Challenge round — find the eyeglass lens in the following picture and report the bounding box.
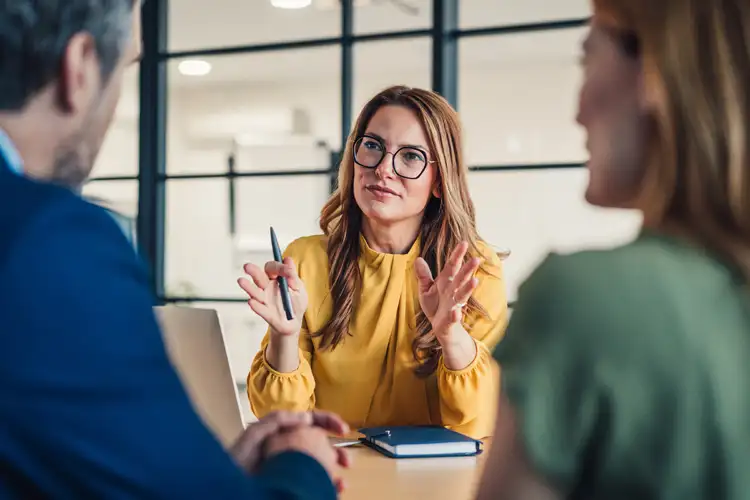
[354,136,427,179]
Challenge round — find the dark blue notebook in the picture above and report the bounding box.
[358,425,482,458]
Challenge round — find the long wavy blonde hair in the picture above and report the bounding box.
[593,0,750,280]
[315,85,494,376]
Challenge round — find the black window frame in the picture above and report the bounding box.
[87,0,588,304]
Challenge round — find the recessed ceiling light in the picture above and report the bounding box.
[178,59,211,76]
[271,0,312,8]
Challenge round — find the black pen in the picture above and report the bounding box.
[270,227,294,321]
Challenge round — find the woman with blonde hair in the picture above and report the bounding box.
[239,86,507,439]
[477,0,750,498]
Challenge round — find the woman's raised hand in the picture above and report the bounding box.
[414,242,482,338]
[238,257,308,337]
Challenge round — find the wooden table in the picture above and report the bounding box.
[338,439,490,500]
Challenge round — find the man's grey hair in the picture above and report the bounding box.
[0,0,135,111]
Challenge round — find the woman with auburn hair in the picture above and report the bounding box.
[238,85,507,440]
[477,0,750,498]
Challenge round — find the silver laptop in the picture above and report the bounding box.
[154,306,245,448]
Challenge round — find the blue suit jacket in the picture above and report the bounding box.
[0,159,335,499]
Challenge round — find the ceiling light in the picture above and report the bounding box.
[271,0,312,8]
[178,59,211,76]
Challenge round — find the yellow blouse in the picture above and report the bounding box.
[247,234,508,439]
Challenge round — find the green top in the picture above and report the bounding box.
[494,231,750,499]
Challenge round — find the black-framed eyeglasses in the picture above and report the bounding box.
[353,135,434,180]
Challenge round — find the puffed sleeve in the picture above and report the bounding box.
[246,239,318,417]
[437,245,508,438]
[247,322,316,417]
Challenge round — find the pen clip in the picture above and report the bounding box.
[369,429,391,440]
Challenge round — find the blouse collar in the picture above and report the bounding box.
[359,233,421,267]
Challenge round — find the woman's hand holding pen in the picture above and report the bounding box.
[238,258,308,337]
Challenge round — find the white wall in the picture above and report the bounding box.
[85,46,642,421]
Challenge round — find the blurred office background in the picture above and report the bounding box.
[82,0,641,420]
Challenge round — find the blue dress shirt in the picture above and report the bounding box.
[0,128,22,175]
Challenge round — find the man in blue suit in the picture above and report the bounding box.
[0,1,348,498]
